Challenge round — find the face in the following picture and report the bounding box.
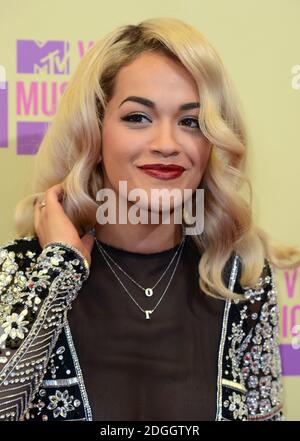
[100,51,211,217]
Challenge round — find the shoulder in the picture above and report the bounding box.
[0,235,42,278]
[231,254,274,300]
[0,236,89,351]
[0,235,42,256]
[226,255,278,330]
[229,255,280,350]
[0,236,42,271]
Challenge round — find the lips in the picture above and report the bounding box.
[138,164,186,172]
[138,164,186,180]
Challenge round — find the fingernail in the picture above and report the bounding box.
[89,228,96,237]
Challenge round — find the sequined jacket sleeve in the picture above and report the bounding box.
[236,259,284,420]
[243,260,284,420]
[218,256,284,421]
[0,236,90,421]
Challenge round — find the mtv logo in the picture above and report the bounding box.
[0,82,8,147]
[17,40,70,75]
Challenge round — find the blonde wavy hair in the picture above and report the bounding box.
[14,17,300,300]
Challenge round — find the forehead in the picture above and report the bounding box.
[112,52,199,99]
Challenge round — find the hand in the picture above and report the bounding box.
[34,183,95,267]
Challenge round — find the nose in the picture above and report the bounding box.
[149,121,181,157]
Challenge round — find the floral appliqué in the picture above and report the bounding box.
[47,389,75,418]
[0,308,29,345]
[228,392,247,420]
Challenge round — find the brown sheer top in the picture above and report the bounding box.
[68,235,226,421]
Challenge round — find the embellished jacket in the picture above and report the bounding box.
[0,236,284,421]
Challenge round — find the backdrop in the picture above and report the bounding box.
[0,0,299,420]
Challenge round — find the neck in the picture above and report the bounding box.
[95,217,184,254]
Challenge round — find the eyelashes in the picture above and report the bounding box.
[120,113,201,130]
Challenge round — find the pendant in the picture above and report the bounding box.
[144,288,153,297]
[145,310,153,319]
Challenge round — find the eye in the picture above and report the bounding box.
[180,117,200,129]
[120,113,201,130]
[120,113,150,124]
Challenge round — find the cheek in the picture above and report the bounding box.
[102,124,141,162]
[101,133,140,189]
[101,135,129,172]
[200,148,211,173]
[191,142,211,177]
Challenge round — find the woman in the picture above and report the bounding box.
[0,17,299,421]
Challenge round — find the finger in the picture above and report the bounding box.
[46,183,64,200]
[81,231,95,256]
[44,184,65,211]
[33,196,42,237]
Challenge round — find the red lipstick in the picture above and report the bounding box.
[138,164,186,180]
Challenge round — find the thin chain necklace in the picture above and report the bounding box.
[95,234,185,297]
[95,235,186,320]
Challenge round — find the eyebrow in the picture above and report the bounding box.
[119,96,200,111]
